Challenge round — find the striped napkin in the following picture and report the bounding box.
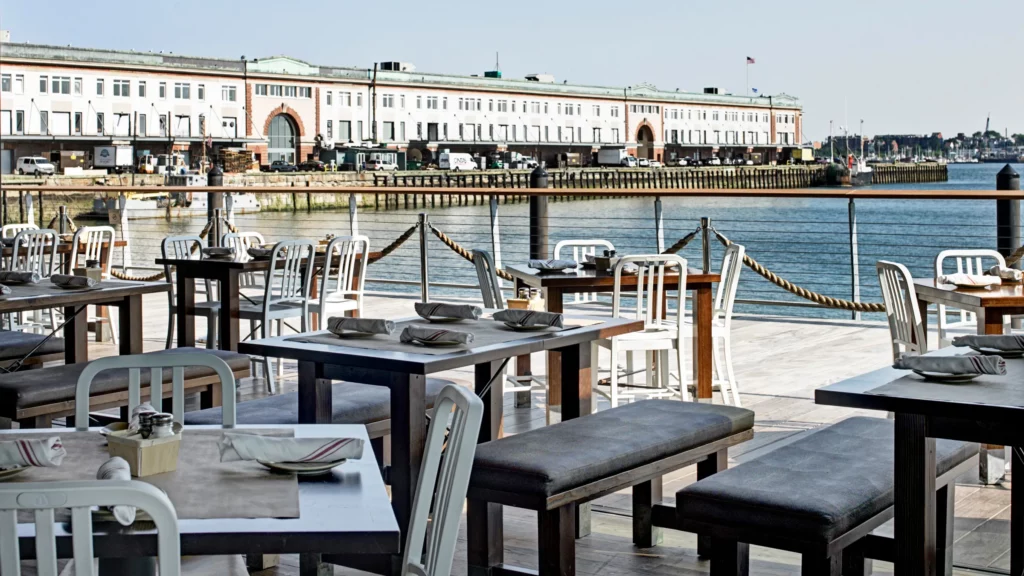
[415,302,482,320]
[894,355,1006,375]
[988,265,1023,282]
[0,436,66,468]
[0,284,9,296]
[952,334,1024,351]
[97,457,136,525]
[218,433,364,463]
[528,259,578,271]
[327,316,395,335]
[400,325,474,345]
[51,274,97,288]
[493,309,564,328]
[0,271,41,284]
[939,273,1001,288]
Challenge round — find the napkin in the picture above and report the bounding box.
[0,284,9,296]
[988,265,1023,282]
[894,354,1006,375]
[939,273,1001,288]
[528,259,578,271]
[51,274,97,288]
[415,302,482,320]
[247,247,273,259]
[327,316,395,335]
[219,433,364,463]
[202,246,236,258]
[400,325,474,345]
[493,309,564,328]
[128,402,157,433]
[0,437,66,468]
[97,457,136,526]
[0,271,41,284]
[952,334,1024,351]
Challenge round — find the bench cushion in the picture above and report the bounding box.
[183,378,453,426]
[470,400,754,498]
[0,348,250,413]
[0,330,64,361]
[676,416,978,544]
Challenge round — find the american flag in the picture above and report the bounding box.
[746,57,756,64]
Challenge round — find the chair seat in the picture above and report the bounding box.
[676,416,977,544]
[183,378,453,426]
[238,301,307,318]
[0,330,64,361]
[308,297,358,312]
[596,326,680,351]
[169,301,221,317]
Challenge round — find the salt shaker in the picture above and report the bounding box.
[149,414,175,439]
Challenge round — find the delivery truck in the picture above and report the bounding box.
[596,147,637,167]
[438,152,478,171]
[93,145,135,173]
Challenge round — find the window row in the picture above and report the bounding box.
[325,91,358,107]
[0,109,238,138]
[663,128,772,145]
[0,73,238,102]
[254,83,313,98]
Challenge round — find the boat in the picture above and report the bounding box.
[91,190,262,221]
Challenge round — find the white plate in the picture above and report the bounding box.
[502,322,551,332]
[258,459,346,476]
[411,337,462,347]
[912,370,981,383]
[950,282,994,290]
[421,316,463,323]
[0,466,28,480]
[970,346,1024,359]
[54,284,101,291]
[327,330,375,338]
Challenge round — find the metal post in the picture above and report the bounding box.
[117,193,132,271]
[57,206,67,234]
[25,192,34,226]
[212,209,223,252]
[207,165,224,247]
[489,195,503,275]
[529,166,549,259]
[848,198,861,321]
[418,213,429,303]
[700,217,711,273]
[224,193,235,227]
[348,192,358,235]
[997,165,1021,332]
[37,191,43,228]
[654,196,665,253]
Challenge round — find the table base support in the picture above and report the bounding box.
[979,444,1008,485]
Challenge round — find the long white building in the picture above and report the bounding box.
[0,39,803,171]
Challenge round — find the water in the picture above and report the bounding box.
[116,163,1024,320]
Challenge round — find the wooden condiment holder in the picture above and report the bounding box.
[106,428,182,477]
[73,267,103,282]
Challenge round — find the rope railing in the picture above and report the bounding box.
[662,226,701,255]
[428,224,515,281]
[109,219,215,282]
[368,225,418,265]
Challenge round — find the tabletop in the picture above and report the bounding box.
[0,280,168,314]
[914,279,1024,309]
[4,424,400,558]
[505,264,720,288]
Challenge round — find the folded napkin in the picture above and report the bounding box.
[247,247,273,259]
[415,302,482,320]
[128,402,157,433]
[327,316,395,335]
[0,271,41,284]
[400,325,474,345]
[988,265,1023,282]
[528,259,578,271]
[939,273,1001,288]
[894,354,1006,375]
[952,334,1024,351]
[493,309,564,328]
[202,246,236,258]
[219,433,364,463]
[0,437,66,468]
[51,274,97,288]
[97,457,136,525]
[0,284,9,296]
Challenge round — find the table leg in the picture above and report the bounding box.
[894,413,937,576]
[176,269,196,348]
[297,361,332,424]
[389,372,426,544]
[63,304,88,364]
[692,284,714,401]
[95,305,111,342]
[310,272,320,329]
[545,287,564,418]
[980,307,1008,335]
[118,294,143,355]
[979,309,1010,485]
[559,342,593,538]
[1012,446,1024,576]
[298,553,331,576]
[514,278,533,408]
[475,360,505,442]
[917,296,930,349]
[219,270,241,352]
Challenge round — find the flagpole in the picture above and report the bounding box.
[745,62,749,96]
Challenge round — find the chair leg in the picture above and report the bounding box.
[724,335,741,407]
[712,337,727,404]
[936,483,955,576]
[709,538,749,576]
[165,313,174,350]
[108,306,119,347]
[206,313,219,351]
[659,350,671,396]
[263,318,275,393]
[800,554,841,576]
[609,340,620,408]
[841,542,871,576]
[626,351,635,385]
[590,342,599,412]
[677,342,690,402]
[276,319,284,378]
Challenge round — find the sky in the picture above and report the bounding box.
[2,0,1021,142]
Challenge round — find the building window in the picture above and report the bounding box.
[357,120,364,139]
[382,121,395,141]
[557,103,561,115]
[489,125,495,140]
[593,105,600,116]
[221,85,236,102]
[612,128,620,143]
[417,95,422,109]
[298,86,312,98]
[356,93,363,107]
[416,122,423,139]
[340,91,351,106]
[14,74,24,94]
[488,99,493,112]
[39,75,48,94]
[511,101,516,113]
[326,119,333,139]
[0,74,9,92]
[594,128,601,142]
[442,97,447,110]
[159,82,167,99]
[498,100,508,112]
[382,94,394,108]
[50,76,70,95]
[255,84,267,96]
[325,91,332,106]
[427,96,438,110]
[197,84,205,101]
[15,110,24,134]
[138,113,146,136]
[443,123,448,139]
[400,121,406,141]
[174,82,190,99]
[400,95,406,109]
[39,111,48,134]
[113,79,129,97]
[96,112,103,134]
[458,97,464,111]
[337,120,351,142]
[138,81,146,98]
[95,79,104,96]
[267,85,281,97]
[73,112,83,135]
[283,86,297,98]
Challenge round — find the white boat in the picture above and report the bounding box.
[94,191,262,221]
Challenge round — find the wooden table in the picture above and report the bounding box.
[505,265,721,401]
[816,348,1024,576]
[2,424,399,575]
[0,280,167,363]
[238,315,643,552]
[914,279,1024,336]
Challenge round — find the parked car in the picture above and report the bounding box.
[268,160,298,172]
[705,157,722,166]
[16,156,56,176]
[648,159,663,168]
[667,158,688,167]
[638,158,650,168]
[298,160,327,172]
[366,158,398,171]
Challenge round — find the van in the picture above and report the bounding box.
[621,156,638,168]
[438,152,477,171]
[366,158,398,171]
[16,156,56,176]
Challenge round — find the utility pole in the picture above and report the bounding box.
[371,63,378,143]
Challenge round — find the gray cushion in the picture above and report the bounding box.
[183,378,453,426]
[0,348,250,413]
[470,400,754,498]
[676,416,978,544]
[0,330,64,361]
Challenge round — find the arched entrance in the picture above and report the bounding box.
[268,114,298,164]
[636,125,655,160]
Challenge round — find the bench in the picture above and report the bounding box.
[0,330,64,370]
[466,399,755,576]
[0,347,251,429]
[671,417,978,576]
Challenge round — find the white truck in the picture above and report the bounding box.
[93,145,135,173]
[438,152,478,171]
[596,147,637,167]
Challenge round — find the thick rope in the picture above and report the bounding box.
[662,227,701,255]
[368,225,418,265]
[429,225,515,281]
[109,220,215,282]
[1006,245,1024,267]
[713,229,886,313]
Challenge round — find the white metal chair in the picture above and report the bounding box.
[10,228,59,333]
[554,239,614,303]
[401,384,483,576]
[0,480,181,576]
[240,240,315,392]
[594,255,689,407]
[877,261,927,361]
[70,226,119,346]
[222,231,266,301]
[309,235,369,330]
[0,223,38,270]
[161,236,221,350]
[934,249,1008,347]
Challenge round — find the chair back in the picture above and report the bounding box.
[161,236,214,302]
[0,480,181,576]
[263,240,315,311]
[11,228,58,277]
[1,223,38,239]
[401,385,483,576]
[612,255,687,336]
[934,249,1006,333]
[222,231,266,289]
[554,239,614,304]
[75,353,237,428]
[70,226,117,278]
[877,260,926,360]
[715,243,745,328]
[318,235,370,309]
[472,249,503,309]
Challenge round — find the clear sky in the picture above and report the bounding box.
[2,0,1020,141]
